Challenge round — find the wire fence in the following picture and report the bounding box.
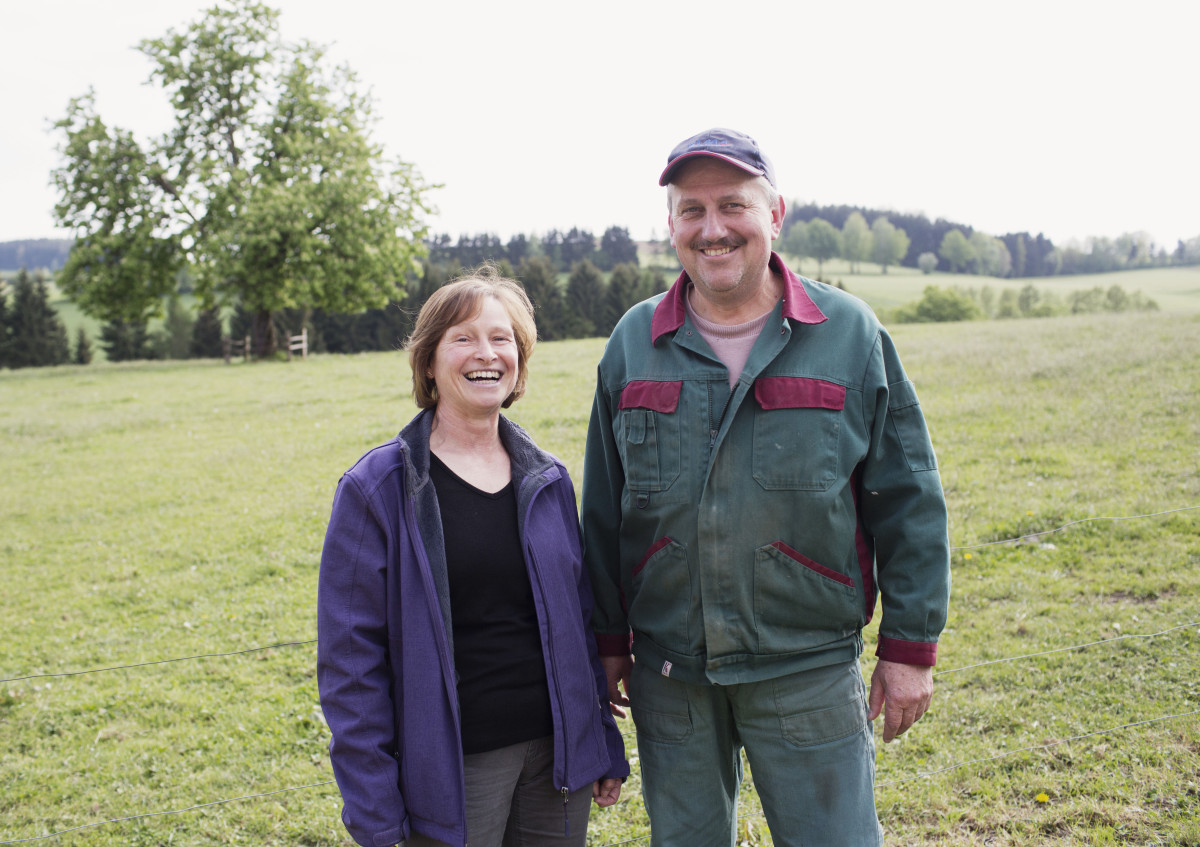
[2,504,1198,845]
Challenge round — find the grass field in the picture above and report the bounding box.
[2,310,1199,845]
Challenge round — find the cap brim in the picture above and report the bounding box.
[658,151,766,186]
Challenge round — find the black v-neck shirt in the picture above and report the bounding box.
[429,453,553,754]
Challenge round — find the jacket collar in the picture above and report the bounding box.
[397,408,559,488]
[650,251,827,345]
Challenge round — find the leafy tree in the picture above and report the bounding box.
[73,327,93,365]
[917,252,938,274]
[938,229,975,273]
[870,216,909,274]
[780,220,808,265]
[564,260,604,338]
[893,286,982,323]
[517,256,565,341]
[52,1,435,357]
[969,231,1012,277]
[841,212,872,274]
[7,270,71,368]
[805,219,842,276]
[995,287,1020,318]
[602,262,641,335]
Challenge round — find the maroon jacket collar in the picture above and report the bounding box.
[650,252,827,344]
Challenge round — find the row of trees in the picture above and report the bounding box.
[780,202,1198,278]
[262,256,669,354]
[778,212,911,275]
[889,283,1158,323]
[0,256,671,366]
[424,226,640,273]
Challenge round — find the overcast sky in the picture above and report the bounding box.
[4,1,1198,250]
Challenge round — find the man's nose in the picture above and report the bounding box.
[699,211,728,241]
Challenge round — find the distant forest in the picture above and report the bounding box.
[5,202,1198,279]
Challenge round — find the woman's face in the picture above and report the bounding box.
[430,296,520,420]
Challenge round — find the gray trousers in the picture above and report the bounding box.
[407,735,593,847]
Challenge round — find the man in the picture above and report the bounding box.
[580,128,950,846]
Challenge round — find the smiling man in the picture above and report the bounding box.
[581,128,951,846]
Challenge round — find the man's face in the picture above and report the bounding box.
[667,158,784,312]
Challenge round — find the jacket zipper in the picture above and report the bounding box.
[523,477,573,835]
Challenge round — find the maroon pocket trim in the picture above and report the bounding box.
[619,380,683,413]
[633,536,674,578]
[770,541,855,587]
[755,376,846,411]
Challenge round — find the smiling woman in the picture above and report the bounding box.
[316,264,628,847]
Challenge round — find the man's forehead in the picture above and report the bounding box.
[668,163,770,205]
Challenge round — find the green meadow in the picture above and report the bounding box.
[2,306,1199,844]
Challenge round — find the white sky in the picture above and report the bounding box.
[3,1,1198,250]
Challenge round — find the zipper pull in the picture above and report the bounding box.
[561,786,570,836]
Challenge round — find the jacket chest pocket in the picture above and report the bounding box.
[752,377,845,492]
[617,380,682,493]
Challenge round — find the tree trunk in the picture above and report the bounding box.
[252,309,277,358]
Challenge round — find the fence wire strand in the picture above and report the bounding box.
[4,503,1195,686]
[2,504,1199,844]
[0,640,316,685]
[933,620,1200,676]
[0,782,336,845]
[876,707,1200,788]
[949,503,1200,551]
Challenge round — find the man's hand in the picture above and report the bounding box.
[600,655,633,718]
[867,660,933,743]
[593,777,623,807]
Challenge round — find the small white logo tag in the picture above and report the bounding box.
[661,661,673,677]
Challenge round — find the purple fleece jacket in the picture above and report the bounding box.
[317,410,628,847]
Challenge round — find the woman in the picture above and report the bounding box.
[317,267,627,847]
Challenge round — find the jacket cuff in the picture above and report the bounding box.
[594,632,633,656]
[876,635,938,666]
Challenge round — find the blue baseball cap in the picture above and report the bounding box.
[658,128,777,188]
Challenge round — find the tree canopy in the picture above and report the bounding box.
[52,0,435,356]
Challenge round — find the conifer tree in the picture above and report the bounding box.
[190,306,225,358]
[100,320,153,362]
[516,257,565,341]
[564,260,605,338]
[74,327,93,365]
[0,279,11,368]
[8,269,71,368]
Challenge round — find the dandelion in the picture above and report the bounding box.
[964,553,973,560]
[1035,793,1050,803]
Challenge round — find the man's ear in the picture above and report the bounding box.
[771,194,787,240]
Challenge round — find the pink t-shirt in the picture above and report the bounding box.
[685,286,776,387]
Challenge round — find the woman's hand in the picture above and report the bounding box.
[593,778,623,807]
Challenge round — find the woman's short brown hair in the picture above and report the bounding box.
[406,265,538,410]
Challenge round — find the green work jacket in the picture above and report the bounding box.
[581,254,951,686]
